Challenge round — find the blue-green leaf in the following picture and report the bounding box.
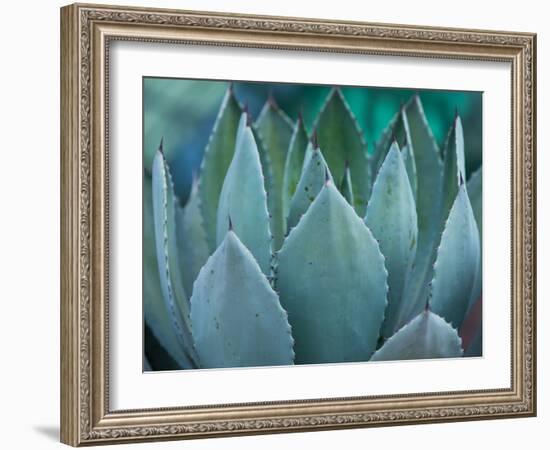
[282,116,309,220]
[151,149,199,367]
[441,115,466,222]
[176,178,209,297]
[466,167,482,311]
[217,114,272,275]
[277,182,388,364]
[255,99,294,250]
[372,112,399,177]
[372,108,410,179]
[287,145,332,231]
[370,310,463,362]
[191,231,294,368]
[339,162,354,206]
[372,108,417,202]
[198,86,242,252]
[365,144,417,338]
[143,173,194,369]
[314,88,370,216]
[401,143,417,202]
[398,96,444,326]
[430,185,480,329]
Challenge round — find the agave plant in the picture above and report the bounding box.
[144,85,482,370]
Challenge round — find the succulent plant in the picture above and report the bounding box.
[144,85,482,370]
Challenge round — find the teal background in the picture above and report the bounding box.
[144,78,482,204]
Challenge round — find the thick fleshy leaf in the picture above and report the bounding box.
[370,310,463,362]
[372,108,417,202]
[252,125,275,216]
[372,108,410,178]
[441,115,466,222]
[401,143,417,202]
[217,114,272,275]
[372,113,397,177]
[191,231,294,368]
[314,88,370,216]
[143,173,193,369]
[282,116,309,220]
[340,162,354,206]
[198,86,242,252]
[467,167,482,311]
[176,178,209,297]
[430,185,480,329]
[151,151,199,367]
[365,144,418,338]
[301,140,315,174]
[398,96,444,326]
[286,146,332,231]
[277,183,388,364]
[255,99,294,250]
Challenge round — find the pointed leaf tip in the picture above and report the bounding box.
[365,142,417,338]
[216,117,272,275]
[297,107,304,124]
[278,182,387,363]
[191,231,294,368]
[370,310,463,362]
[198,87,242,252]
[314,85,370,216]
[311,129,319,149]
[430,185,480,329]
[267,89,277,108]
[158,137,164,154]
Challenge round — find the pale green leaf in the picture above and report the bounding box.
[277,182,387,364]
[143,173,194,369]
[191,231,294,368]
[466,167,482,311]
[398,96,444,327]
[430,185,480,329]
[372,108,410,179]
[441,115,466,222]
[314,88,370,216]
[401,143,417,202]
[282,116,309,220]
[217,114,272,275]
[365,144,418,338]
[198,86,242,252]
[287,145,332,231]
[151,150,199,367]
[176,178,209,297]
[339,162,354,206]
[370,310,463,362]
[255,99,294,250]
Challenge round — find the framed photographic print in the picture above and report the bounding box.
[60,2,537,446]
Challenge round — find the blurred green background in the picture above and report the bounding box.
[144,77,482,204]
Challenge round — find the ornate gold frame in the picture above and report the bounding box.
[60,2,536,446]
